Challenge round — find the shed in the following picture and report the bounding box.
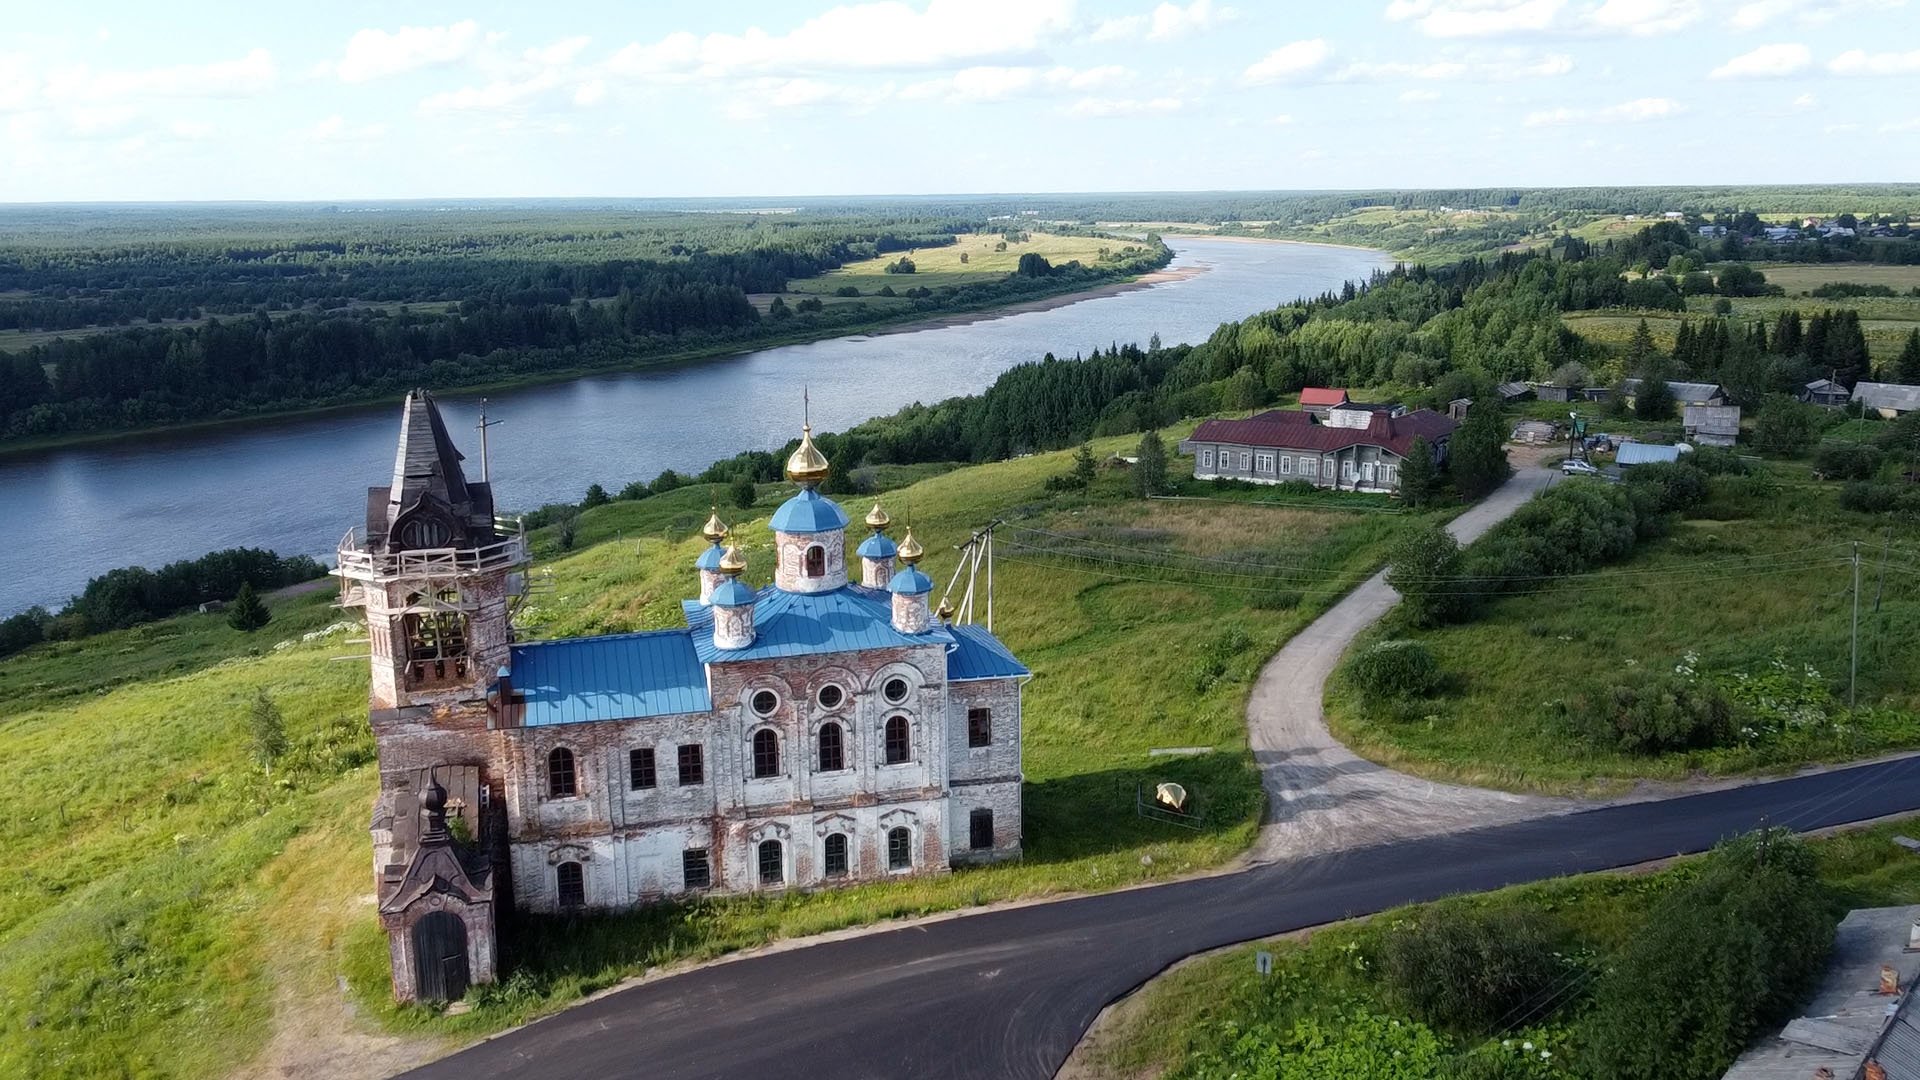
[1621,378,1728,408]
[1298,387,1350,418]
[1683,405,1742,448]
[1803,378,1852,408]
[1852,382,1920,419]
[1581,386,1614,402]
[1510,419,1558,445]
[1496,381,1533,403]
[1536,384,1581,403]
[1615,442,1687,467]
[1447,398,1473,421]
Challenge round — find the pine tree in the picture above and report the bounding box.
[1628,319,1657,371]
[1899,329,1920,385]
[1133,431,1168,499]
[1071,443,1097,487]
[227,582,270,632]
[1397,436,1438,508]
[1828,310,1870,387]
[1450,407,1511,498]
[249,690,288,773]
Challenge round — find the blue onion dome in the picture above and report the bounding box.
[888,563,933,595]
[710,577,756,607]
[695,544,727,571]
[857,531,898,560]
[769,487,850,533]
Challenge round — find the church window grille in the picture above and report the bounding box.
[682,848,711,890]
[817,723,845,772]
[400,595,470,690]
[750,689,779,716]
[547,747,576,799]
[969,809,994,850]
[804,545,826,578]
[629,748,655,790]
[823,833,848,878]
[967,708,992,748]
[677,744,704,786]
[884,716,910,765]
[887,827,912,871]
[757,839,784,886]
[817,684,844,710]
[752,729,781,779]
[556,861,585,907]
[882,677,910,704]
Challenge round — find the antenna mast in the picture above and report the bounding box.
[476,398,504,484]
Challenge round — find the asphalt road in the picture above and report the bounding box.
[401,754,1920,1080]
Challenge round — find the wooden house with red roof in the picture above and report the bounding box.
[1297,387,1350,418]
[1178,407,1457,494]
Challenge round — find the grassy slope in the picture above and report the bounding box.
[1083,814,1920,1079]
[1327,461,1920,796]
[0,431,1439,1077]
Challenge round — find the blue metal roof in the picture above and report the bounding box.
[769,488,850,533]
[683,584,951,664]
[695,544,726,570]
[945,623,1031,682]
[1616,442,1684,466]
[888,565,933,595]
[856,532,898,559]
[509,631,710,726]
[709,577,756,607]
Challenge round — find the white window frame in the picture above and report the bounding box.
[1239,451,1252,470]
[1254,452,1275,475]
[1200,448,1213,470]
[1342,459,1356,481]
[1301,456,1318,477]
[1279,456,1292,474]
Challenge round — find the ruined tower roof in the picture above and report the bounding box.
[364,389,498,552]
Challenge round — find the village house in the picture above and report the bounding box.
[1297,387,1350,419]
[337,391,1029,1003]
[1803,378,1853,408]
[1178,407,1456,493]
[1852,382,1920,419]
[1683,405,1742,448]
[1324,399,1407,428]
[1620,378,1729,409]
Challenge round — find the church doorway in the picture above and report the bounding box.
[411,911,470,1002]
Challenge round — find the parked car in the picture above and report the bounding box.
[1561,458,1602,477]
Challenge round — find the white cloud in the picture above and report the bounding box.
[1792,91,1816,108]
[1064,95,1183,117]
[899,64,1134,103]
[1048,65,1134,89]
[42,49,276,102]
[1709,42,1811,77]
[1094,0,1238,42]
[1829,47,1920,75]
[1242,39,1332,83]
[1583,0,1703,35]
[1733,0,1908,29]
[1400,88,1442,100]
[308,114,390,142]
[1335,50,1573,80]
[608,0,1075,79]
[336,21,480,83]
[1267,112,1296,123]
[1524,95,1683,124]
[1880,117,1920,132]
[420,73,563,114]
[1384,0,1703,37]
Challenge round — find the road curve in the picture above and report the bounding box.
[1250,451,1566,862]
[399,757,1920,1080]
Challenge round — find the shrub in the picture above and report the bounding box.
[1621,460,1707,513]
[1685,446,1749,476]
[1839,481,1920,516]
[1376,906,1566,1030]
[1813,443,1882,481]
[1752,396,1817,456]
[1347,640,1441,700]
[794,296,823,313]
[832,285,860,297]
[581,483,610,509]
[1583,830,1834,1079]
[1388,527,1471,626]
[1562,666,1734,754]
[728,473,756,510]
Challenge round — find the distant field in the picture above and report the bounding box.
[0,300,460,352]
[1753,262,1920,294]
[788,231,1139,294]
[1564,289,1920,366]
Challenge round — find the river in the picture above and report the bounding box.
[0,237,1390,615]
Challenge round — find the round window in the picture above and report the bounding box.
[751,689,779,716]
[817,684,844,710]
[883,677,909,704]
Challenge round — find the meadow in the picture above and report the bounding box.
[786,230,1148,294]
[1326,457,1920,796]
[1077,814,1920,1080]
[1561,277,1920,368]
[0,429,1444,1078]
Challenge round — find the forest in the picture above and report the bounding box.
[0,205,1168,442]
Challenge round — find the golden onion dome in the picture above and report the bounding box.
[785,424,830,486]
[701,507,729,544]
[897,527,924,564]
[865,501,891,531]
[718,543,747,575]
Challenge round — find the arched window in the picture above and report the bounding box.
[883,716,910,765]
[823,833,848,878]
[757,839,784,886]
[887,826,912,871]
[804,545,827,578]
[752,729,781,779]
[817,722,845,772]
[547,747,576,798]
[556,861,585,907]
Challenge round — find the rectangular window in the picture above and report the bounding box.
[1279,456,1292,474]
[823,833,848,878]
[1381,464,1398,486]
[969,808,995,850]
[677,744,704,786]
[1301,457,1318,477]
[967,707,992,748]
[629,748,656,790]
[1255,452,1275,475]
[1239,452,1252,470]
[1342,459,1356,481]
[682,848,710,890]
[1200,449,1213,469]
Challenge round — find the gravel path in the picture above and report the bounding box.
[1249,449,1571,862]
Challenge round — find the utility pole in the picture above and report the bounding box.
[1850,540,1861,709]
[476,398,504,485]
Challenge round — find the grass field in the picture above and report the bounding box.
[0,429,1445,1077]
[1562,291,1920,367]
[1326,463,1920,796]
[787,231,1155,294]
[1080,814,1920,1079]
[1751,262,1920,295]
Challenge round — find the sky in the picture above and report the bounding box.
[0,0,1916,202]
